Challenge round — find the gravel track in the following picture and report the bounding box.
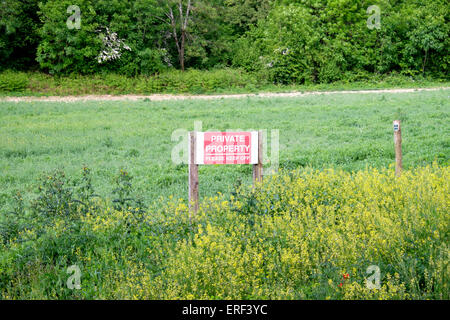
[1,87,449,103]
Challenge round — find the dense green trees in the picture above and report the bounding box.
[0,0,448,81]
[29,0,268,75]
[0,0,41,69]
[36,0,168,75]
[234,0,449,83]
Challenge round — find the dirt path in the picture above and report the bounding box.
[1,87,449,103]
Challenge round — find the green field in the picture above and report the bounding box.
[1,89,449,208]
[1,89,449,299]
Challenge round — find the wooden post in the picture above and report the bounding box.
[189,131,199,215]
[253,130,263,186]
[393,120,402,177]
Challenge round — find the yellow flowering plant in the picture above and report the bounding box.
[0,164,448,299]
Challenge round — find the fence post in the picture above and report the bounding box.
[189,131,199,216]
[253,130,263,186]
[393,120,402,177]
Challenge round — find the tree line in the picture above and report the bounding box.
[0,0,448,83]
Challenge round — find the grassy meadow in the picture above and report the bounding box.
[0,88,449,299]
[1,89,449,207]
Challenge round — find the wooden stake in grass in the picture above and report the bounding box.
[189,131,199,216]
[393,120,402,177]
[253,130,263,186]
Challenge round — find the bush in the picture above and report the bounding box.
[233,0,450,84]
[0,0,41,71]
[0,69,262,95]
[36,0,167,76]
[152,69,259,93]
[0,71,29,92]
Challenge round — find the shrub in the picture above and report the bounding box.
[36,0,167,76]
[0,0,41,70]
[0,71,29,92]
[233,0,450,83]
[31,170,76,220]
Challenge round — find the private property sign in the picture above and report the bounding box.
[188,130,263,214]
[194,132,259,165]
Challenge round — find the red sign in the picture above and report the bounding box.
[194,132,258,165]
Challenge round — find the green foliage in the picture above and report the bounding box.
[35,0,268,75]
[0,90,448,299]
[0,0,274,76]
[36,0,101,75]
[0,0,41,70]
[1,89,448,209]
[136,48,168,76]
[0,68,260,94]
[1,0,448,82]
[112,169,143,211]
[29,167,100,226]
[151,68,258,93]
[223,0,272,34]
[0,71,29,92]
[36,0,166,75]
[401,1,449,77]
[234,0,450,83]
[0,165,448,299]
[31,170,76,220]
[0,191,25,245]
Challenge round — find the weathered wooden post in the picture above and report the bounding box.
[189,131,199,216]
[253,130,263,186]
[393,120,402,177]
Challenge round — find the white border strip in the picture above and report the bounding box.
[250,131,258,165]
[193,131,258,165]
[195,132,205,165]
